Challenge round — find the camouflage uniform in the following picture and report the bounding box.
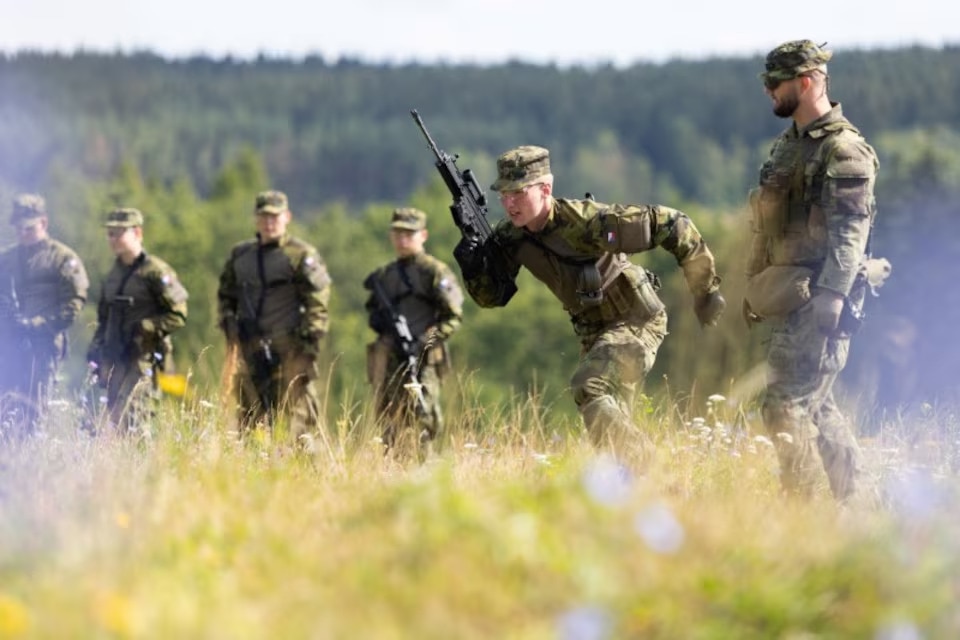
[0,194,89,436]
[747,41,880,500]
[459,147,724,452]
[217,191,332,445]
[363,208,464,450]
[87,208,188,434]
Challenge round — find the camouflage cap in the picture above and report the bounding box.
[761,40,832,85]
[255,190,288,215]
[490,145,551,192]
[10,193,47,226]
[390,207,427,231]
[103,207,144,228]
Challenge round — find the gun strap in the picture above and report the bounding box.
[115,252,146,298]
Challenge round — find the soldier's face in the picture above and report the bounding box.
[15,217,48,246]
[767,78,801,118]
[256,210,290,242]
[390,228,427,258]
[107,226,143,261]
[499,182,551,231]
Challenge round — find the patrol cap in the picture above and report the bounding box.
[761,40,832,86]
[490,146,551,192]
[103,207,144,228]
[10,193,47,227]
[255,190,288,215]
[390,207,427,231]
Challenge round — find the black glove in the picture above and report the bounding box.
[453,237,486,279]
[694,291,726,327]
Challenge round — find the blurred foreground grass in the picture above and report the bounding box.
[0,391,958,639]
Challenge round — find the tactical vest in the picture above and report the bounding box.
[752,118,868,267]
[100,254,170,361]
[513,207,664,335]
[230,240,303,340]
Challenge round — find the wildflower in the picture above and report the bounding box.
[707,394,726,404]
[0,594,31,636]
[775,432,793,444]
[753,435,774,447]
[531,452,551,466]
[634,502,685,554]
[557,606,611,640]
[464,442,478,449]
[583,454,632,508]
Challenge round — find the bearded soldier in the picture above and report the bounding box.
[0,194,89,436]
[744,40,888,501]
[454,147,726,458]
[217,190,331,449]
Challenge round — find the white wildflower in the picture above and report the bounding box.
[775,432,793,444]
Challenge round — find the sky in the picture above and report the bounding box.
[1,0,958,66]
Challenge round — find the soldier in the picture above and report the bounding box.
[363,207,463,456]
[454,147,725,458]
[0,194,89,436]
[217,190,332,449]
[86,208,188,434]
[743,40,886,501]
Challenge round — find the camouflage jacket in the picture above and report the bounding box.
[0,237,89,346]
[463,197,720,333]
[364,251,464,345]
[217,233,331,350]
[747,103,879,296]
[88,252,188,365]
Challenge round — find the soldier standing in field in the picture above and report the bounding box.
[87,207,188,435]
[743,40,887,501]
[363,207,463,457]
[217,190,331,450]
[0,194,89,437]
[454,147,726,458]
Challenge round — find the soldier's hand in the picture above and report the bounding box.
[812,289,844,335]
[453,237,485,278]
[741,298,762,329]
[694,290,726,327]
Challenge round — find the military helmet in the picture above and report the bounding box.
[761,40,832,87]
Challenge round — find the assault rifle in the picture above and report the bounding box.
[239,283,277,414]
[410,109,517,297]
[363,273,427,415]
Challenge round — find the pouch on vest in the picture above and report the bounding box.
[745,265,813,318]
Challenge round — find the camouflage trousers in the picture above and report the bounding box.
[98,357,159,436]
[367,338,444,452]
[571,311,667,453]
[0,347,59,438]
[235,344,322,449]
[763,302,862,501]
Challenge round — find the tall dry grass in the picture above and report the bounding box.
[0,379,958,639]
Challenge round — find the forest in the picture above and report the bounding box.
[1,46,959,422]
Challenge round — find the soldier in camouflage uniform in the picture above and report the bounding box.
[363,207,464,454]
[217,190,332,448]
[0,194,89,436]
[454,147,726,455]
[87,208,188,434]
[744,41,882,501]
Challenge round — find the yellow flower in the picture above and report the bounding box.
[0,594,32,637]
[93,591,133,636]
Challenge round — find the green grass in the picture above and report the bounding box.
[0,388,958,639]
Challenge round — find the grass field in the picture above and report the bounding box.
[1,387,958,639]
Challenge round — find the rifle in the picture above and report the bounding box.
[364,272,428,415]
[410,109,517,296]
[238,283,277,413]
